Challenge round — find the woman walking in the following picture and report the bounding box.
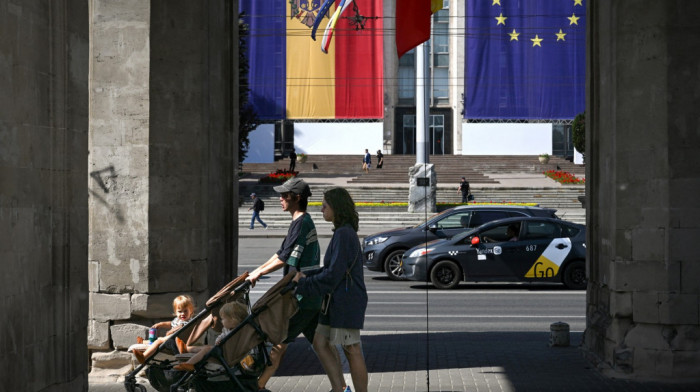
[294,187,368,392]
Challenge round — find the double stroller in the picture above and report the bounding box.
[124,272,299,392]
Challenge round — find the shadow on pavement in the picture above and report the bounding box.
[277,331,699,391]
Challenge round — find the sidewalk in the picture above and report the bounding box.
[90,331,698,391]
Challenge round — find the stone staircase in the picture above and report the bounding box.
[242,154,584,184]
[240,155,586,231]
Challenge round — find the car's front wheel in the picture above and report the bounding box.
[430,260,461,289]
[384,249,407,281]
[562,260,587,289]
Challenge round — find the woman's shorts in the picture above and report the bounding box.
[316,323,361,346]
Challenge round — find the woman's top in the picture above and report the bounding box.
[296,224,368,329]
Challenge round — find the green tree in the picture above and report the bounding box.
[238,15,260,163]
[572,111,585,155]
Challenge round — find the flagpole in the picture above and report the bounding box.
[415,43,429,165]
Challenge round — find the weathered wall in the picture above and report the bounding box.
[0,0,90,390]
[583,1,700,380]
[88,0,238,356]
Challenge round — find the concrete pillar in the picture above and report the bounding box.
[583,1,700,381]
[0,0,90,390]
[383,0,397,154]
[88,0,237,352]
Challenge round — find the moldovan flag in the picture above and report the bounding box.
[396,0,443,58]
[240,0,384,120]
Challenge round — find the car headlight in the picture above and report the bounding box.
[408,248,434,258]
[364,236,389,246]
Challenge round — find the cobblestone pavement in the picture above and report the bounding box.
[90,331,700,392]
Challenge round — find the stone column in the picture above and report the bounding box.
[0,0,90,389]
[583,1,700,380]
[88,0,237,354]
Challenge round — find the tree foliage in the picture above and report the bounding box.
[238,15,260,163]
[572,111,585,154]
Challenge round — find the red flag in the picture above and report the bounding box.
[395,0,431,58]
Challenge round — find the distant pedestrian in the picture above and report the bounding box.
[376,150,384,169]
[362,149,371,174]
[248,193,268,230]
[289,148,297,172]
[458,177,471,203]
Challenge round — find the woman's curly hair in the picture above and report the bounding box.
[323,187,359,232]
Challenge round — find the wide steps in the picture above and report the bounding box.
[242,187,585,209]
[242,154,586,180]
[239,207,586,232]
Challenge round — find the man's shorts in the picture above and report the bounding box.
[283,308,319,344]
[316,323,362,346]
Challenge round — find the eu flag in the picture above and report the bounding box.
[465,0,586,120]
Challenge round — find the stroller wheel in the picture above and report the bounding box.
[134,385,147,392]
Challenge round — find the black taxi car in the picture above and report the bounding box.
[402,217,587,289]
[362,205,558,281]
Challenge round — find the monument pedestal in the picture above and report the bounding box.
[408,164,437,213]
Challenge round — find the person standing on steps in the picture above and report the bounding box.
[376,150,384,169]
[289,148,297,172]
[458,177,471,203]
[248,193,268,230]
[362,149,371,174]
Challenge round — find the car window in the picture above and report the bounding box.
[436,211,472,229]
[560,224,580,237]
[480,222,521,243]
[469,211,510,227]
[521,221,561,240]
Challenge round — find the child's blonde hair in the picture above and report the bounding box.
[220,301,248,324]
[172,295,195,314]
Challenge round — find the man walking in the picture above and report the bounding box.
[289,148,297,172]
[458,177,471,203]
[248,193,268,230]
[247,178,322,392]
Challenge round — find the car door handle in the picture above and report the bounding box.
[556,243,569,249]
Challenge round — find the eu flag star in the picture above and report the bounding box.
[531,35,543,47]
[574,0,583,6]
[495,13,507,26]
[509,29,520,41]
[492,0,501,5]
[556,29,566,41]
[568,13,580,25]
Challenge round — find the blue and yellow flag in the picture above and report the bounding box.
[466,0,586,120]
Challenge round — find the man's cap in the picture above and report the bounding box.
[273,178,312,197]
[250,193,256,197]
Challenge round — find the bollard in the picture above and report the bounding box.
[549,321,570,347]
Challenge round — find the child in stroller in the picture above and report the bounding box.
[124,272,299,392]
[133,295,195,364]
[172,300,249,372]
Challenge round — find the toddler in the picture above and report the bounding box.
[173,300,248,371]
[134,294,195,364]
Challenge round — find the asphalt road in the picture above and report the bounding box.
[239,238,586,334]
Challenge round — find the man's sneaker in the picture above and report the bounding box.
[264,226,269,230]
